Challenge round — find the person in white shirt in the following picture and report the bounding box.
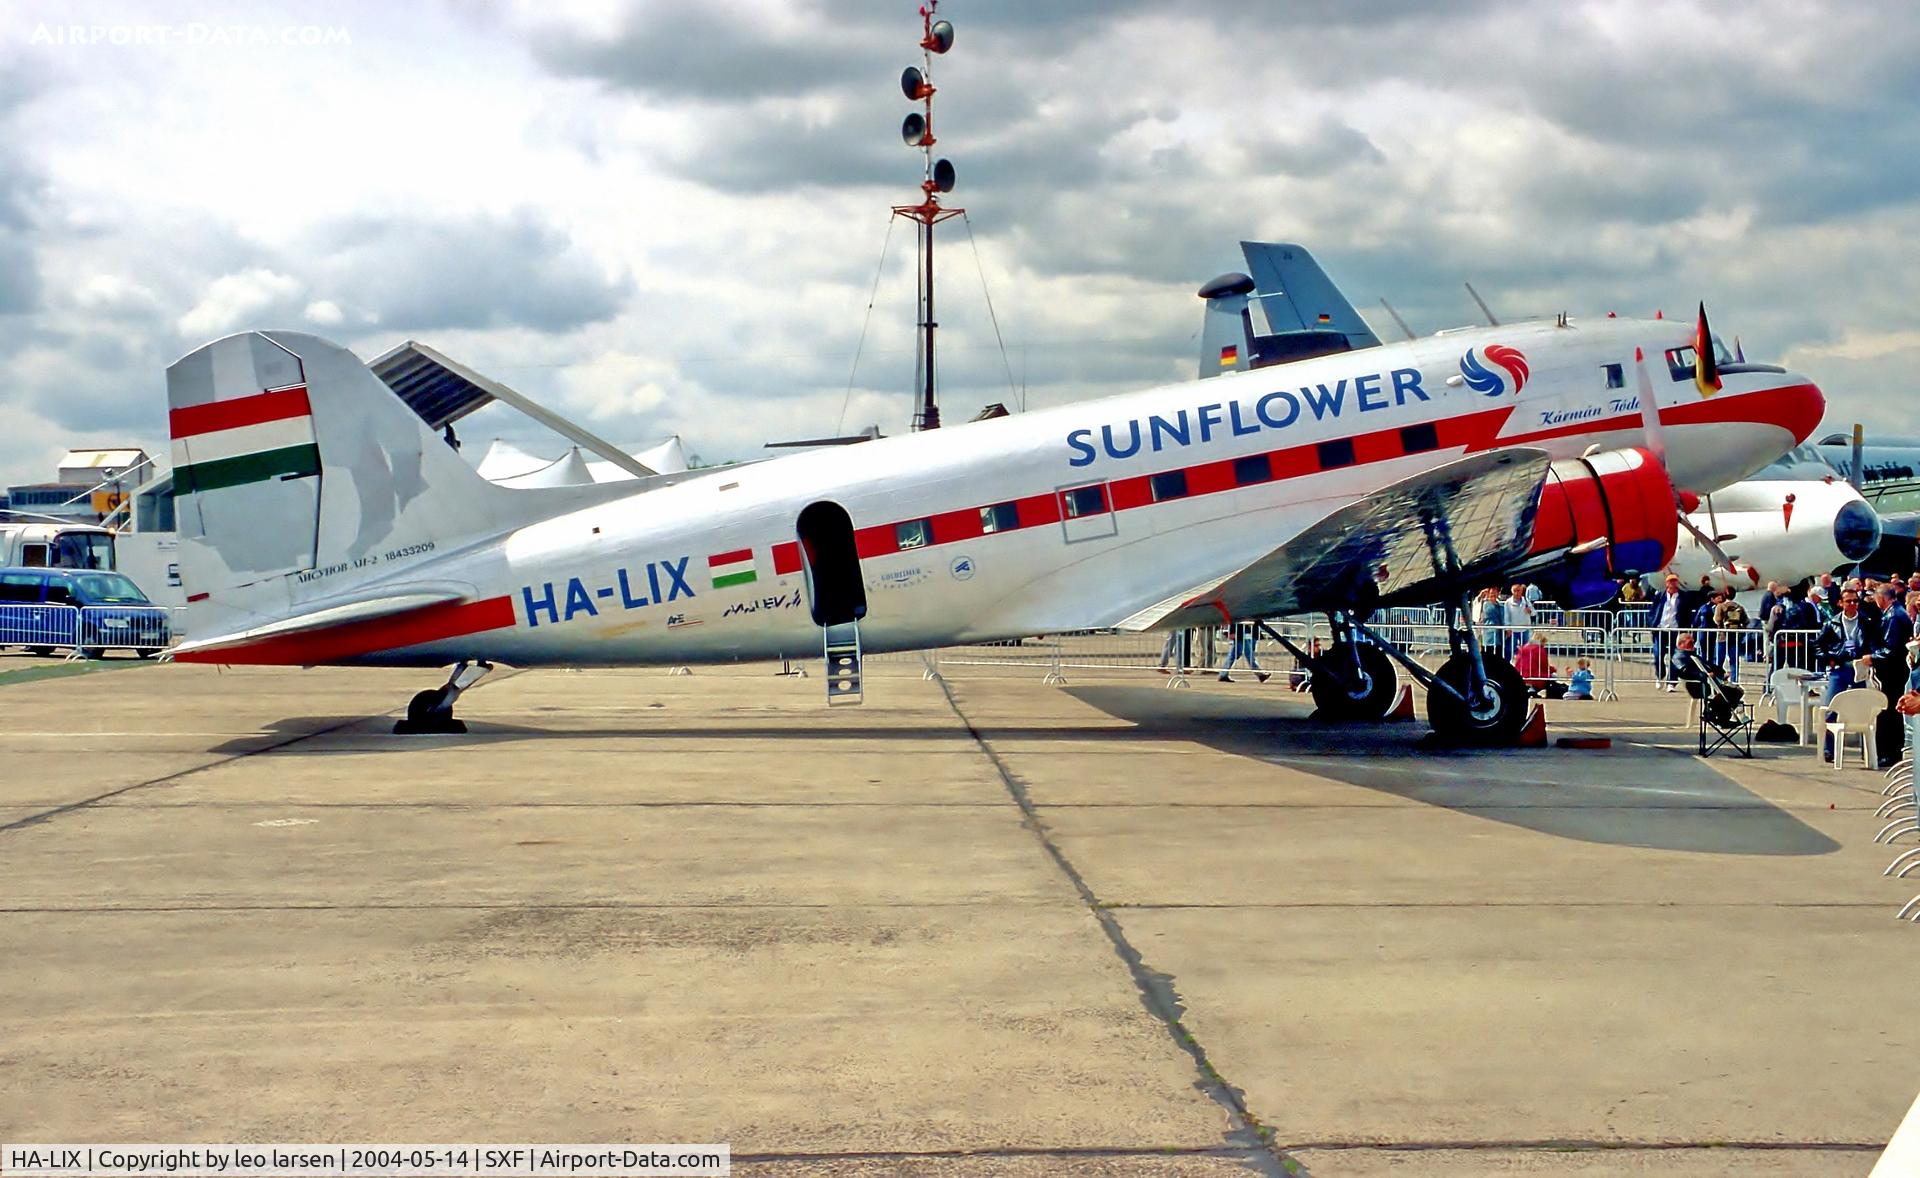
[1653,572,1687,690]
[1503,583,1534,661]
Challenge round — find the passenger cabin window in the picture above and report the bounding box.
[1149,471,1189,502]
[1666,346,1697,382]
[1603,363,1624,389]
[980,502,1020,534]
[1399,423,1440,454]
[0,574,42,602]
[1233,454,1272,485]
[895,519,932,550]
[1317,438,1356,470]
[1062,485,1108,519]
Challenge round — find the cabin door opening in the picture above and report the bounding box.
[796,500,868,706]
[796,500,867,627]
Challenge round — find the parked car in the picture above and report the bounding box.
[0,567,172,657]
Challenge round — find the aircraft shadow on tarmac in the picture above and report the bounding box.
[1063,685,1841,857]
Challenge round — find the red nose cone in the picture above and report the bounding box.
[1778,380,1825,445]
[1676,489,1701,513]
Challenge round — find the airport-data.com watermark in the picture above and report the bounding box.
[27,22,352,49]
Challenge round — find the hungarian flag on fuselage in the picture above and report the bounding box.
[1693,302,1722,399]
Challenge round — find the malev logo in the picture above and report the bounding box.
[1459,345,1530,396]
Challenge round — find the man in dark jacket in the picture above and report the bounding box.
[1873,585,1912,709]
[1815,587,1879,760]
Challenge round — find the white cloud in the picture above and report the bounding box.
[1,0,1918,490]
[175,267,302,338]
[303,298,344,326]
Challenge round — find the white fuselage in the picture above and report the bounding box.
[278,318,1823,667]
[1669,476,1880,590]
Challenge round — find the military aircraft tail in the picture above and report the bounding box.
[1196,242,1383,379]
[167,330,515,637]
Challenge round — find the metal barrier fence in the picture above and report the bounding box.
[0,603,182,658]
[926,621,1851,699]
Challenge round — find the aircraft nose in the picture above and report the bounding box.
[1771,373,1825,445]
[1834,498,1882,563]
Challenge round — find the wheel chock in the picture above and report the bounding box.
[1517,704,1549,748]
[1387,684,1416,722]
[1555,736,1611,750]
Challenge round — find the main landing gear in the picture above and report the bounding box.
[394,660,492,735]
[1295,604,1528,745]
[1295,613,1399,722]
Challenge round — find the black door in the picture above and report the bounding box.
[797,501,867,627]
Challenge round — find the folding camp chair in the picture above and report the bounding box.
[1691,674,1753,758]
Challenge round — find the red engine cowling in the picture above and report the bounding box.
[1527,447,1677,606]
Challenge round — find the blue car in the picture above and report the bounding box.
[0,567,173,658]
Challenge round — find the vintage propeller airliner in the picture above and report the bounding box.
[163,306,1821,742]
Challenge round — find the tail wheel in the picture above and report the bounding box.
[406,688,451,723]
[1310,642,1398,721]
[1426,653,1529,745]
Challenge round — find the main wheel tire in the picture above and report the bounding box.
[1425,653,1529,746]
[1310,642,1399,721]
[25,646,53,657]
[406,687,450,723]
[79,646,105,660]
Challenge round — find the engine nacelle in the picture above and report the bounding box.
[1526,447,1677,608]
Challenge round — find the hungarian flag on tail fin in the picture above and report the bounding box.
[1693,302,1722,399]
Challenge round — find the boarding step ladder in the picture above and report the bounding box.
[824,620,864,706]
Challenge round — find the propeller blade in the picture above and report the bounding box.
[1633,345,1667,463]
[1677,510,1738,575]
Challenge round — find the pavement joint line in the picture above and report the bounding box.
[0,669,526,836]
[934,677,1300,1178]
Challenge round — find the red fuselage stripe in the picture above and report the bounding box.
[769,383,1814,570]
[173,596,516,665]
[169,386,312,440]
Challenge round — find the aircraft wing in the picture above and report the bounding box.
[1114,448,1553,631]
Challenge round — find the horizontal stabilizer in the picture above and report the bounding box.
[171,586,470,656]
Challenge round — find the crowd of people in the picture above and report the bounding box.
[1494,568,1920,765]
[1149,567,1920,765]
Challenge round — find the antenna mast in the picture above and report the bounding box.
[894,3,960,431]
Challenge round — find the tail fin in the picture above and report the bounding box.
[1240,241,1381,348]
[168,330,506,634]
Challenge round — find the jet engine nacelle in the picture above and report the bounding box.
[1526,447,1678,608]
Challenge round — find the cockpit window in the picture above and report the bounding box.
[1665,347,1696,382]
[1666,337,1735,382]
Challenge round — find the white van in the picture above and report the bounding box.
[0,523,116,571]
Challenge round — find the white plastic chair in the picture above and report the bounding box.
[1824,688,1884,770]
[1768,667,1817,725]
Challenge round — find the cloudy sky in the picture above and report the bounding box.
[1,0,1916,489]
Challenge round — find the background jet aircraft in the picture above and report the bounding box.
[1198,242,1381,379]
[1667,444,1884,589]
[163,306,1819,744]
